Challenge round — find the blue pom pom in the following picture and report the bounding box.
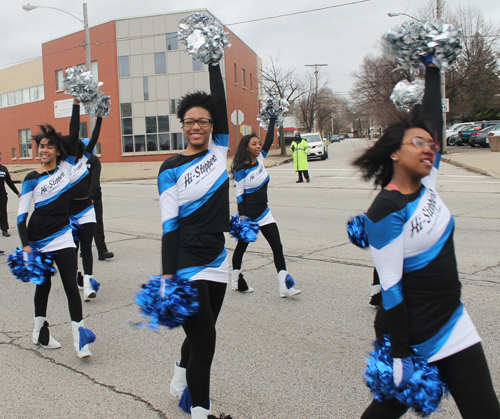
[229,214,241,239]
[78,326,96,350]
[8,248,56,285]
[134,276,199,330]
[179,386,191,413]
[229,214,259,243]
[90,278,100,292]
[8,248,30,282]
[69,216,82,241]
[285,274,295,290]
[347,213,369,248]
[363,338,448,416]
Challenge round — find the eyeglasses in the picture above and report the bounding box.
[402,137,440,153]
[182,118,213,128]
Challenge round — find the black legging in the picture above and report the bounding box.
[297,170,310,182]
[360,343,500,419]
[179,280,227,410]
[232,222,286,273]
[34,247,83,322]
[0,193,8,231]
[75,222,95,275]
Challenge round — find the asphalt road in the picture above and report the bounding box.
[1,139,499,418]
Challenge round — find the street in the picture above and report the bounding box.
[1,138,499,418]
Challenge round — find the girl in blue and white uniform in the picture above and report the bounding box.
[158,63,231,419]
[355,63,500,418]
[17,98,94,358]
[230,116,301,297]
[67,102,102,301]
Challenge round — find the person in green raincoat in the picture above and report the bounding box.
[290,133,310,183]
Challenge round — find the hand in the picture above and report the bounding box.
[392,356,414,389]
[162,275,173,280]
[18,193,21,198]
[291,146,295,151]
[23,251,37,263]
[268,113,277,120]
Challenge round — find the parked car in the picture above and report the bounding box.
[448,125,481,146]
[330,135,343,143]
[470,125,500,148]
[458,125,483,146]
[446,122,476,141]
[300,132,329,160]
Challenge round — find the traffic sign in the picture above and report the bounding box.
[231,110,244,125]
[442,98,449,113]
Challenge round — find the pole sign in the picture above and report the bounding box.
[442,98,449,113]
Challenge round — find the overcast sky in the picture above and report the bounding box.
[2,0,500,97]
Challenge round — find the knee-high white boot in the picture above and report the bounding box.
[277,270,301,298]
[33,317,61,349]
[191,406,211,419]
[231,269,253,293]
[170,361,187,397]
[83,274,97,301]
[71,320,94,358]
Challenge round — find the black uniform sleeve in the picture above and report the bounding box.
[162,231,179,276]
[86,117,102,154]
[420,66,443,150]
[67,104,80,158]
[87,155,102,198]
[209,64,228,136]
[262,118,276,154]
[5,168,19,195]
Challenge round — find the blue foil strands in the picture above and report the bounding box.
[134,276,199,331]
[363,339,448,417]
[178,12,231,65]
[346,213,369,248]
[69,216,82,242]
[78,327,96,350]
[285,274,295,290]
[229,215,260,243]
[7,248,57,285]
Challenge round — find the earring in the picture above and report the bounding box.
[391,156,397,161]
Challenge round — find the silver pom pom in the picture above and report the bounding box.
[178,12,231,65]
[63,66,100,103]
[83,90,111,118]
[383,20,461,70]
[257,97,289,129]
[390,79,425,112]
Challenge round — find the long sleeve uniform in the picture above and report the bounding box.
[0,165,20,196]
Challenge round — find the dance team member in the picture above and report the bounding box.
[290,133,310,183]
[354,61,500,418]
[0,150,21,237]
[158,62,230,419]
[17,98,95,358]
[230,116,301,297]
[67,100,102,301]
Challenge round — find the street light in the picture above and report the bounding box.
[387,12,421,22]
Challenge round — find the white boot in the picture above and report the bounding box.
[33,317,61,349]
[71,320,94,358]
[278,270,301,298]
[170,361,187,397]
[191,406,211,419]
[231,269,253,293]
[83,274,96,301]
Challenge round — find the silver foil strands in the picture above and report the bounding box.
[257,97,289,129]
[178,12,231,65]
[383,20,461,70]
[83,90,111,118]
[390,79,425,112]
[63,66,100,103]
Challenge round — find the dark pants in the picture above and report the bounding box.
[92,198,108,255]
[0,193,8,231]
[75,223,95,275]
[232,222,286,272]
[297,170,309,182]
[360,343,500,419]
[179,280,227,410]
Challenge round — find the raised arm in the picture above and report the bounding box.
[209,64,228,137]
[262,117,276,156]
[67,99,81,159]
[420,65,443,151]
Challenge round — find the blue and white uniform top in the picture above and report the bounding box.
[158,64,230,282]
[233,118,276,226]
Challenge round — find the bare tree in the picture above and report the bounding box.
[260,54,302,155]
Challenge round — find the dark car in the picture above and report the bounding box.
[458,125,482,146]
[469,124,500,148]
[448,124,480,145]
[330,135,342,143]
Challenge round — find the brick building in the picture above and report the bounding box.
[0,9,267,164]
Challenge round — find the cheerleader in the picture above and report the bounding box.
[158,63,231,419]
[17,98,95,358]
[230,116,301,297]
[354,61,500,418]
[68,101,102,301]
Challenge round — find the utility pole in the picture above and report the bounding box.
[437,0,447,153]
[305,64,327,133]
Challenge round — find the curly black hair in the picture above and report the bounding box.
[176,91,219,122]
[32,124,67,165]
[352,113,434,188]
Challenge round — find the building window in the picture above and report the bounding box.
[155,52,167,74]
[134,135,146,152]
[95,143,101,155]
[146,116,157,133]
[169,99,179,114]
[242,69,246,88]
[234,63,237,84]
[166,32,178,51]
[123,136,133,153]
[147,134,158,151]
[22,88,30,103]
[159,133,170,150]
[158,115,169,132]
[1,94,7,107]
[12,148,17,160]
[250,73,253,91]
[56,69,64,91]
[118,56,130,77]
[19,129,32,158]
[193,58,204,72]
[120,103,132,117]
[171,133,185,150]
[122,118,133,135]
[80,122,88,138]
[8,92,15,106]
[143,76,149,101]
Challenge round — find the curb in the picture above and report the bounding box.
[441,157,500,179]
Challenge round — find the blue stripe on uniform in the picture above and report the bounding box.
[157,155,208,195]
[381,281,403,310]
[34,183,72,209]
[245,175,270,195]
[163,218,179,235]
[30,225,71,249]
[176,248,227,280]
[212,133,229,148]
[254,207,270,222]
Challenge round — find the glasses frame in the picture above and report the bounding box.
[402,137,440,153]
[181,118,213,128]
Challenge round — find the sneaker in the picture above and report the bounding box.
[98,251,114,261]
[0,250,4,256]
[2,230,10,237]
[369,292,382,308]
[306,179,310,183]
[296,180,304,183]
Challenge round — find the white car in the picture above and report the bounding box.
[446,123,476,140]
[300,132,329,160]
